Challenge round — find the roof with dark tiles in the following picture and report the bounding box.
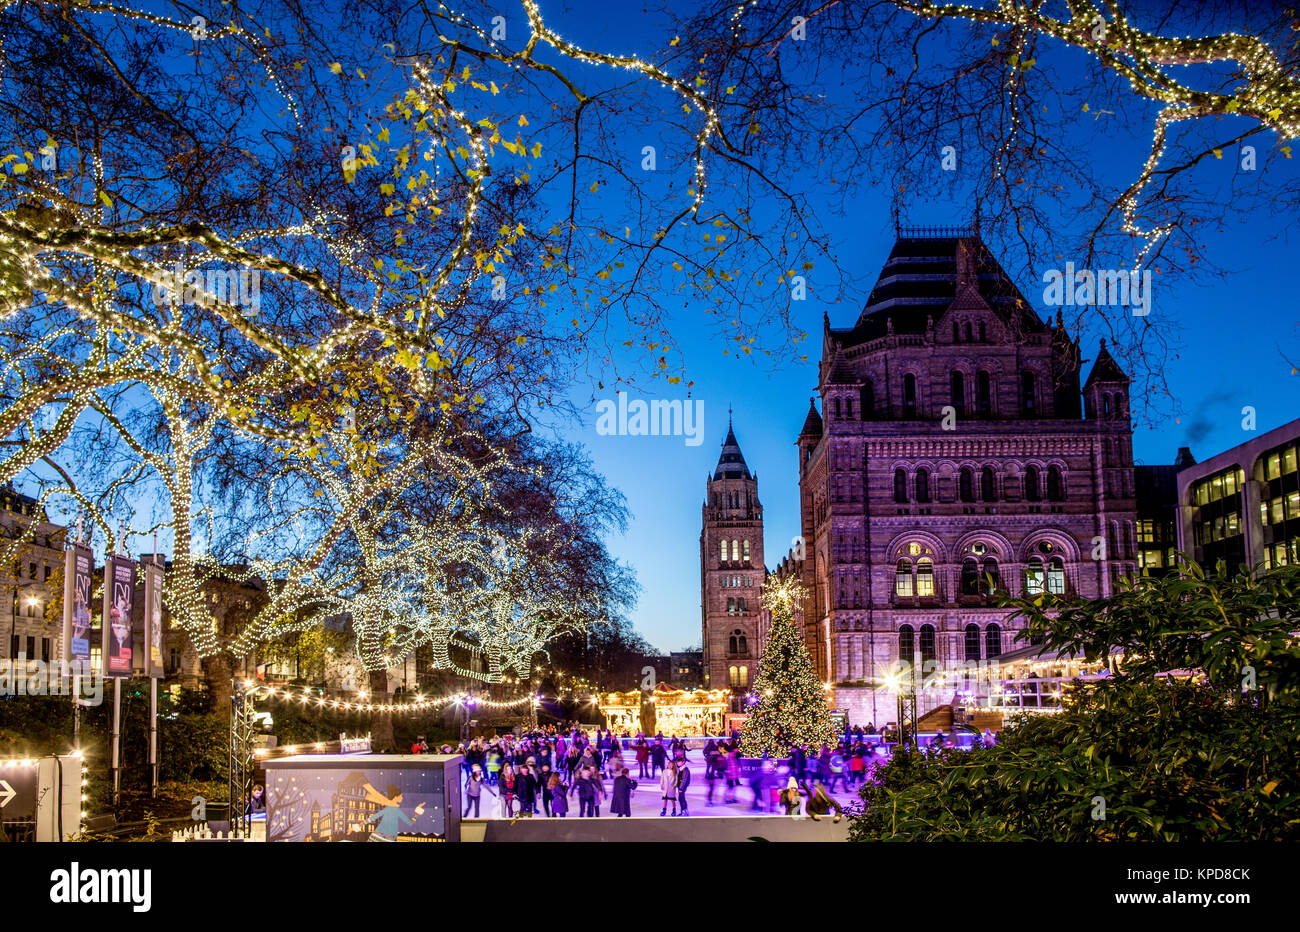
[830,235,1047,348]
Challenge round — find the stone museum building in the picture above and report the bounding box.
[700,229,1144,726]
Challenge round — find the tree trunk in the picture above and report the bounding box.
[369,667,395,751]
[204,654,233,723]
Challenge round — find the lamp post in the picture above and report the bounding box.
[9,583,17,660]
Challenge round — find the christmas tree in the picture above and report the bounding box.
[742,576,837,756]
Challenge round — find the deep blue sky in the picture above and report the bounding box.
[29,1,1294,656]
[533,2,1300,652]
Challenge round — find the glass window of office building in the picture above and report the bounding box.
[1189,466,1246,569]
[1256,439,1300,568]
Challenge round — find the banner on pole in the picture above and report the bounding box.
[142,558,165,679]
[101,556,138,678]
[61,544,94,673]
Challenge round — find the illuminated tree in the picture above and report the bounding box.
[675,0,1300,400]
[742,577,836,756]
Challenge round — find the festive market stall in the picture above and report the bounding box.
[958,643,1113,716]
[598,684,727,735]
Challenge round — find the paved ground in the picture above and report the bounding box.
[474,749,869,820]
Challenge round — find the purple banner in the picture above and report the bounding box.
[101,556,137,678]
[61,544,94,671]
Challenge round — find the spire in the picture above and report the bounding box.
[799,397,823,437]
[1083,338,1129,388]
[713,421,752,480]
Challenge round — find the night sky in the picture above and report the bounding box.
[33,2,1294,657]
[534,3,1299,652]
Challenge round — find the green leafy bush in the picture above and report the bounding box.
[850,561,1300,841]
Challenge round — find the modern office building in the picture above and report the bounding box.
[1176,418,1300,571]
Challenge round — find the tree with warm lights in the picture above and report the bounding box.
[741,577,836,756]
[677,0,1300,400]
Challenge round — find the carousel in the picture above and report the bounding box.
[599,683,728,735]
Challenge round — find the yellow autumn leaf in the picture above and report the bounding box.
[329,62,342,74]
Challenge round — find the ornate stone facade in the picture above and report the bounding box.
[699,422,765,706]
[795,232,1138,727]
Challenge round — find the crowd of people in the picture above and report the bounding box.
[417,723,963,820]
[443,725,703,819]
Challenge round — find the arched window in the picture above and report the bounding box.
[720,540,727,564]
[981,467,997,502]
[1021,371,1037,414]
[894,468,908,503]
[952,322,960,342]
[979,321,987,342]
[982,558,1000,594]
[961,558,980,595]
[739,665,748,687]
[964,624,981,661]
[729,629,748,654]
[919,624,936,664]
[731,539,740,562]
[895,559,914,597]
[1046,557,1066,595]
[833,397,841,419]
[916,558,934,597]
[959,467,975,503]
[950,371,965,415]
[1047,466,1064,501]
[729,665,739,687]
[976,370,992,416]
[903,373,917,417]
[743,539,751,561]
[1103,393,1112,417]
[846,398,854,419]
[1024,465,1041,502]
[915,467,931,503]
[963,322,973,342]
[1026,557,1045,595]
[860,381,874,419]
[985,623,1002,658]
[898,624,915,666]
